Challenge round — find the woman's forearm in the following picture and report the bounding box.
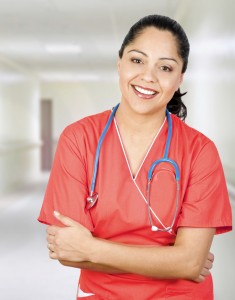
[89,240,192,279]
[88,228,215,280]
[59,260,125,274]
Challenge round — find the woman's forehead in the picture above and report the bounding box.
[131,27,176,45]
[124,28,180,57]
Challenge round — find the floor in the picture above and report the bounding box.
[0,173,234,300]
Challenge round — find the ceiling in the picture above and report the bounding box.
[0,0,234,82]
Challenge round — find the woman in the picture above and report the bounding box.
[39,15,232,299]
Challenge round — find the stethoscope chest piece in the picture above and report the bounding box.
[86,193,98,210]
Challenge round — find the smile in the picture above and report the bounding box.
[132,85,158,98]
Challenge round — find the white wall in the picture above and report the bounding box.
[180,0,235,185]
[179,4,235,298]
[41,81,120,142]
[184,50,235,181]
[0,56,41,194]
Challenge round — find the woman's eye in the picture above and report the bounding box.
[160,65,172,72]
[132,58,143,64]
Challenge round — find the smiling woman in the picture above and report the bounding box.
[117,27,184,118]
[38,14,232,300]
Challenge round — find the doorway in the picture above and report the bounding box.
[40,99,53,171]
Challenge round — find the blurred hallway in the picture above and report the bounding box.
[0,0,235,299]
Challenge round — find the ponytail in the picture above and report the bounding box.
[167,89,187,121]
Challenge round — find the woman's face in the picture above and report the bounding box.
[118,27,184,116]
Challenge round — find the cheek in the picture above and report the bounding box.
[161,82,176,95]
[162,76,181,94]
[119,68,134,88]
[118,71,129,95]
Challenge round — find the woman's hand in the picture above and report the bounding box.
[46,211,94,262]
[194,251,214,283]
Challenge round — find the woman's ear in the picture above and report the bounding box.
[178,73,184,90]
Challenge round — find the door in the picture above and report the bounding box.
[41,99,53,171]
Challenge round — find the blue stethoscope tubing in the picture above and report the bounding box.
[90,103,120,196]
[86,103,180,232]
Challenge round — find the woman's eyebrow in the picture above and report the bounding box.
[127,50,179,64]
[127,49,148,57]
[159,57,178,64]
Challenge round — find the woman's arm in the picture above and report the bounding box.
[59,252,214,282]
[47,212,215,281]
[89,227,215,281]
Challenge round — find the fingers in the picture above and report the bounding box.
[194,266,211,283]
[193,270,209,283]
[204,258,213,270]
[208,252,215,263]
[194,274,205,283]
[46,225,59,236]
[46,225,58,259]
[53,211,78,227]
[47,242,54,252]
[47,234,54,244]
[46,241,56,259]
[49,249,58,259]
[194,253,215,283]
[194,257,214,283]
[46,222,70,260]
[203,252,214,272]
[47,243,59,259]
[200,267,211,277]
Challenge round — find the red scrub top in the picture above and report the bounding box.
[38,108,232,300]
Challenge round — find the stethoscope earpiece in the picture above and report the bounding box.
[151,226,173,232]
[151,226,159,231]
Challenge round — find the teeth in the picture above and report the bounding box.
[134,86,156,95]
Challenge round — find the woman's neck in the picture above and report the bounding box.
[114,101,167,177]
[115,101,166,137]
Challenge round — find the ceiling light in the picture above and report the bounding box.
[40,72,100,82]
[45,44,82,54]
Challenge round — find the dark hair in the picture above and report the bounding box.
[119,15,190,120]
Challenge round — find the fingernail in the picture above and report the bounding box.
[54,211,60,217]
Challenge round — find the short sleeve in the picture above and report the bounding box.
[38,126,94,231]
[177,141,232,234]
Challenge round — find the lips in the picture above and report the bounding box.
[132,85,158,99]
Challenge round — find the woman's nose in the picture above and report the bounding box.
[141,66,157,83]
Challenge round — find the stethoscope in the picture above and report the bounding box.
[86,103,180,233]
